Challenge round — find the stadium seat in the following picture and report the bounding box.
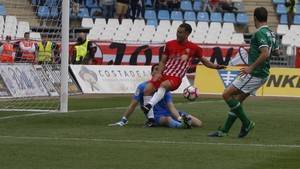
[276,24,289,35]
[276,4,287,15]
[145,10,156,20]
[223,13,236,23]
[210,12,222,22]
[49,7,59,18]
[133,19,146,29]
[121,19,133,27]
[180,1,193,11]
[147,19,158,26]
[197,12,209,22]
[44,0,58,7]
[209,22,222,33]
[236,13,249,25]
[293,15,300,24]
[230,33,245,44]
[190,32,205,43]
[159,20,171,29]
[296,4,300,14]
[81,18,94,28]
[272,0,285,4]
[86,0,99,8]
[193,1,202,12]
[37,6,50,18]
[184,11,196,21]
[217,32,232,44]
[30,32,41,40]
[107,18,120,28]
[77,8,90,18]
[222,22,235,33]
[290,25,300,34]
[94,18,106,27]
[234,2,245,12]
[280,14,288,24]
[171,11,183,21]
[145,0,153,7]
[0,5,6,16]
[204,32,219,44]
[158,10,170,20]
[196,22,209,34]
[138,25,155,42]
[90,8,102,18]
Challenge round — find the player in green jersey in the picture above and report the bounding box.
[208,7,279,138]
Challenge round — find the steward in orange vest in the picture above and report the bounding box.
[0,36,14,63]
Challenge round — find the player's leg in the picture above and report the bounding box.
[189,114,203,127]
[142,83,157,125]
[222,85,252,132]
[220,91,250,133]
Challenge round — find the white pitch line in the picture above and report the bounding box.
[0,135,299,149]
[0,100,223,120]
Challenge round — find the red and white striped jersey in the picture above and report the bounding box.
[162,40,202,78]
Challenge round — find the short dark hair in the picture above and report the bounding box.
[179,23,192,34]
[254,7,268,22]
[151,64,159,73]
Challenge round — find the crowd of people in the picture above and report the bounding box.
[68,0,239,23]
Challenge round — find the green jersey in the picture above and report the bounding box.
[248,25,278,78]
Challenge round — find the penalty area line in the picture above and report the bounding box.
[0,135,299,149]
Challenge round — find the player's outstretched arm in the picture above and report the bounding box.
[199,57,226,69]
[109,99,139,127]
[167,102,181,121]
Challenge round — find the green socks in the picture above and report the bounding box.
[221,112,237,133]
[226,98,250,127]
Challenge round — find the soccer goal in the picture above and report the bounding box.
[0,0,70,112]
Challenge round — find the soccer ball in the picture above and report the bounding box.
[183,86,200,101]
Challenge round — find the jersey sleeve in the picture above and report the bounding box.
[196,45,203,58]
[165,92,173,104]
[256,31,269,49]
[132,85,142,101]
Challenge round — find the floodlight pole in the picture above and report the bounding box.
[60,0,69,112]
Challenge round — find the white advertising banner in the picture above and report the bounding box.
[0,64,49,97]
[70,65,190,94]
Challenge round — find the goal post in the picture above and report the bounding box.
[0,0,71,112]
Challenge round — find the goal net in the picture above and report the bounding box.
[0,0,70,112]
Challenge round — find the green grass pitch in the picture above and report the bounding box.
[0,95,299,169]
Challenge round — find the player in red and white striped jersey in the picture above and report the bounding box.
[142,23,226,125]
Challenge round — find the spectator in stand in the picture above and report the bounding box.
[218,0,238,13]
[156,0,168,9]
[203,0,220,13]
[131,0,142,20]
[71,0,81,16]
[0,35,14,63]
[168,0,180,10]
[100,0,115,20]
[115,0,129,23]
[36,34,56,64]
[285,0,296,29]
[19,32,36,63]
[72,32,97,64]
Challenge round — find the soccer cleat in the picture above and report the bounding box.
[141,104,152,115]
[143,118,156,128]
[238,121,255,138]
[181,113,192,129]
[208,128,228,137]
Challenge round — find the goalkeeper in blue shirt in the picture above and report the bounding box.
[109,64,202,128]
